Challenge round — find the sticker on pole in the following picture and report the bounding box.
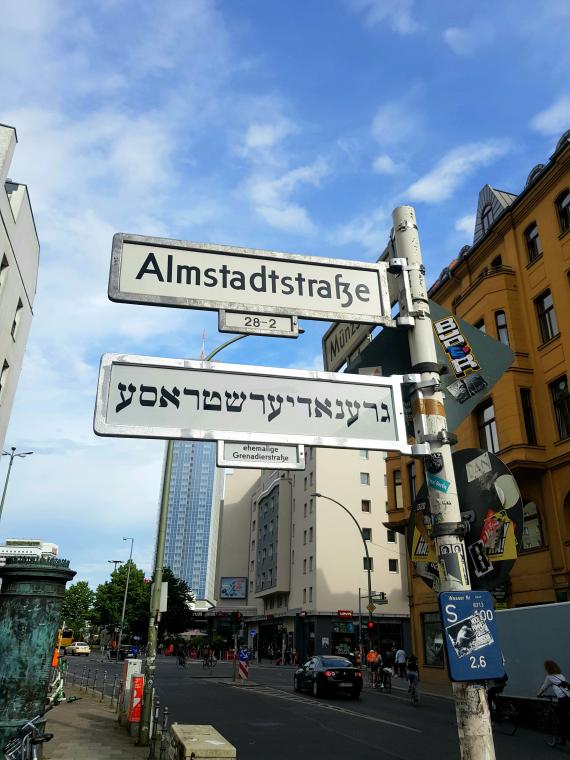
[438,591,505,682]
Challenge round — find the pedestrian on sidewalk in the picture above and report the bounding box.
[395,647,407,678]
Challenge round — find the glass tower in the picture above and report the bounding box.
[163,440,223,601]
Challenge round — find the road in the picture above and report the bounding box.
[64,656,558,759]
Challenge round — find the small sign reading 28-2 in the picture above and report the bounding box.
[438,591,505,682]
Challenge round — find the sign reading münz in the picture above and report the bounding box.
[93,354,412,454]
[109,233,393,326]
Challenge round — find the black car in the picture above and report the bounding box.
[294,656,363,699]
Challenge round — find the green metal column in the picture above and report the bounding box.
[0,557,75,748]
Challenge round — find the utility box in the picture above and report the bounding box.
[168,724,236,759]
[118,658,142,725]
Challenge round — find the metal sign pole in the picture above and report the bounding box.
[392,205,495,759]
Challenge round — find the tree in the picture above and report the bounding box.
[61,581,94,638]
[158,567,195,637]
[93,562,150,639]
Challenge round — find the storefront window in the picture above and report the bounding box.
[422,612,444,667]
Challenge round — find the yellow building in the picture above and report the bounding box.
[385,129,570,685]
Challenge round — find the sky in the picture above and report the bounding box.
[0,0,568,591]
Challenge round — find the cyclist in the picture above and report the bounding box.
[537,659,570,746]
[487,671,508,715]
[406,653,420,703]
[175,642,187,668]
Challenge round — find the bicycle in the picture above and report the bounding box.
[539,696,560,748]
[408,673,419,706]
[202,656,217,674]
[176,653,187,669]
[490,699,518,736]
[380,667,392,694]
[2,696,80,760]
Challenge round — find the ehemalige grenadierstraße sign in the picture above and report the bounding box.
[109,233,393,325]
[93,354,412,454]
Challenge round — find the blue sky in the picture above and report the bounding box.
[0,0,568,590]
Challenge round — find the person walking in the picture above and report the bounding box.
[366,647,379,688]
[537,660,570,746]
[395,647,407,678]
[406,653,420,702]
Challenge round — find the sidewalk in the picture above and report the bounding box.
[44,686,148,760]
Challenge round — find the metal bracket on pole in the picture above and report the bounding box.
[405,377,442,393]
[429,521,469,539]
[410,442,431,456]
[420,430,458,446]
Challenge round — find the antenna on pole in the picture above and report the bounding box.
[199,329,206,360]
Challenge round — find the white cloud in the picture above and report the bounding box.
[331,207,390,256]
[530,95,570,136]
[371,100,421,147]
[238,118,298,156]
[455,214,476,238]
[372,154,400,175]
[348,0,418,35]
[443,23,495,57]
[405,140,511,203]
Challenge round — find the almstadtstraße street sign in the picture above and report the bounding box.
[94,354,413,454]
[109,233,393,325]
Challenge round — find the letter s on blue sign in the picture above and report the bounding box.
[445,604,458,623]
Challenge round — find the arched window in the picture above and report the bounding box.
[555,189,570,234]
[524,222,542,263]
[521,500,545,551]
[481,204,494,234]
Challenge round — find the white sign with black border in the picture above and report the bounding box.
[217,441,306,469]
[219,310,299,338]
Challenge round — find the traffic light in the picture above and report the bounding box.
[367,620,374,630]
[231,611,242,628]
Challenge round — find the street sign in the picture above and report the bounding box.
[94,354,413,453]
[322,321,373,372]
[439,591,505,682]
[219,310,299,338]
[217,441,305,470]
[408,449,523,592]
[352,300,514,433]
[109,233,394,325]
[366,602,376,613]
[371,593,388,605]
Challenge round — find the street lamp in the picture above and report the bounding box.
[117,537,134,658]
[108,560,123,571]
[312,493,374,645]
[0,447,34,523]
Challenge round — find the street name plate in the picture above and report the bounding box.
[217,441,305,470]
[219,310,299,338]
[94,354,412,453]
[322,321,373,372]
[109,233,393,325]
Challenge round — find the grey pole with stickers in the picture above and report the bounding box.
[392,205,495,759]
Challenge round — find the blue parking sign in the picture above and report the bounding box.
[438,591,505,682]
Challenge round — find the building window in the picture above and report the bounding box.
[304,477,307,490]
[524,222,542,263]
[387,529,396,543]
[360,472,370,486]
[249,581,253,592]
[0,254,8,291]
[309,527,313,543]
[491,255,502,268]
[303,558,307,574]
[495,311,509,346]
[363,557,374,571]
[359,449,369,459]
[303,588,306,603]
[292,550,294,564]
[474,318,486,333]
[555,188,570,233]
[422,613,444,667]
[361,499,371,513]
[309,471,314,486]
[309,556,313,571]
[535,289,559,343]
[388,558,399,573]
[362,528,372,541]
[550,375,570,439]
[481,204,494,234]
[304,503,307,518]
[407,462,416,502]
[308,587,313,603]
[521,500,545,550]
[394,469,403,509]
[477,400,500,453]
[303,530,307,545]
[520,388,537,445]
[0,361,9,399]
[309,498,313,514]
[11,299,23,340]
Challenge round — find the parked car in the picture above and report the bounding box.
[294,655,363,699]
[65,641,91,656]
[110,644,139,660]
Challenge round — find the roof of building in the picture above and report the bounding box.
[428,128,570,297]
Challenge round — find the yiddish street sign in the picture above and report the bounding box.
[217,441,305,469]
[94,354,412,453]
[322,321,373,372]
[109,233,393,325]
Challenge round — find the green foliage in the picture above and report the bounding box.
[92,562,150,638]
[158,566,195,637]
[61,580,94,637]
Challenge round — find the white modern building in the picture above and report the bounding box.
[0,538,58,562]
[216,447,410,660]
[0,124,39,451]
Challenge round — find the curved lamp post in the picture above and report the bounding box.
[0,447,33,524]
[311,492,374,638]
